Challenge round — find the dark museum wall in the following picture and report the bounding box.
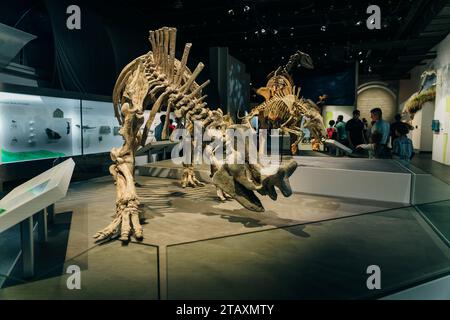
[0,0,220,103]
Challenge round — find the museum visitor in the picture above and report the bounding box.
[345,109,366,150]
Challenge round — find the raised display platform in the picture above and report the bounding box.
[138,156,413,204]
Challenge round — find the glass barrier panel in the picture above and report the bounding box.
[416,200,450,247]
[167,206,450,299]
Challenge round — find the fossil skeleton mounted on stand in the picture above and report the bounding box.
[243,51,327,155]
[94,27,299,243]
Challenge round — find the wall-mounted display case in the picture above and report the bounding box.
[0,89,121,164]
[81,100,123,155]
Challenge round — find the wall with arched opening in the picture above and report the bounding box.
[357,83,397,123]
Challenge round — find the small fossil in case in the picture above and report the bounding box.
[76,124,97,130]
[99,126,111,135]
[46,128,62,140]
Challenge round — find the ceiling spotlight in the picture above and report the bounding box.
[360,59,364,64]
[173,0,183,9]
[320,25,327,31]
[324,53,327,57]
[228,9,234,15]
[244,36,248,40]
[368,66,372,73]
[254,30,259,35]
[243,5,250,13]
[358,51,363,55]
[273,29,278,35]
[261,28,266,35]
[355,20,362,26]
[281,56,285,60]
[290,32,294,37]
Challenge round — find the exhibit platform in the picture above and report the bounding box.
[138,156,450,204]
[1,170,450,299]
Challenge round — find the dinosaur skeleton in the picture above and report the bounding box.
[94,27,298,242]
[245,51,326,154]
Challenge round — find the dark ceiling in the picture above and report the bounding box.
[92,0,450,82]
[1,0,450,92]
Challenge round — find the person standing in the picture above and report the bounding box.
[169,119,176,136]
[345,109,365,150]
[390,113,413,147]
[392,123,414,165]
[335,115,348,145]
[362,118,369,142]
[326,120,336,154]
[327,120,336,139]
[154,114,166,141]
[370,108,390,145]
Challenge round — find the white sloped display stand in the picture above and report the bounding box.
[0,158,75,278]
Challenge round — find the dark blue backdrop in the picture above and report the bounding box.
[294,66,356,106]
